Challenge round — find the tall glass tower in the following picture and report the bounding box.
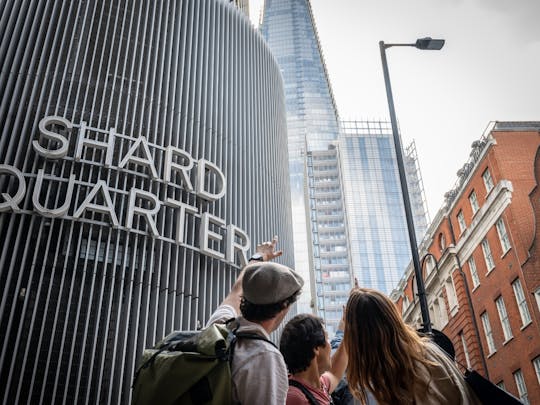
[339,121,429,293]
[261,0,341,312]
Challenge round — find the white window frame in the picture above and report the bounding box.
[469,190,479,214]
[402,295,410,316]
[513,369,529,404]
[468,257,480,289]
[457,210,467,233]
[438,292,448,326]
[496,218,511,254]
[481,239,495,272]
[460,332,472,368]
[483,168,494,193]
[512,279,532,327]
[495,296,513,342]
[425,255,436,276]
[535,288,540,313]
[429,304,437,329]
[496,381,506,391]
[431,294,448,330]
[533,356,540,385]
[445,276,458,314]
[481,312,496,355]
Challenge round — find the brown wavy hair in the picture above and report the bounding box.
[344,288,435,405]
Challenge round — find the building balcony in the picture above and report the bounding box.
[318,224,345,232]
[315,213,343,221]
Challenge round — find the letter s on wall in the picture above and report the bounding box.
[33,115,72,159]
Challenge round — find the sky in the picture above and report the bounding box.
[249,0,540,218]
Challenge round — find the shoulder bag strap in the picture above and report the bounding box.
[289,379,320,405]
[228,327,278,366]
[234,331,278,349]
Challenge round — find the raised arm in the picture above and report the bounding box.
[325,309,348,392]
[220,236,283,314]
[326,278,358,391]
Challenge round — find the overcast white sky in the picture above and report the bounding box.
[250,0,540,217]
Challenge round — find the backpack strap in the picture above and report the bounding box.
[289,379,320,405]
[228,327,278,365]
[234,331,277,349]
[132,347,166,387]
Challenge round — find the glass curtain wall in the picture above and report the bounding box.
[339,121,429,293]
[261,0,341,312]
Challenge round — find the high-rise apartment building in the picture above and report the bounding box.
[0,1,292,404]
[339,121,429,293]
[306,146,353,332]
[393,122,540,404]
[261,0,341,312]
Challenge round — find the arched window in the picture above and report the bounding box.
[438,233,446,252]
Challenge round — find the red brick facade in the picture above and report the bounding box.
[393,123,540,403]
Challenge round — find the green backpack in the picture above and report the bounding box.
[132,322,275,405]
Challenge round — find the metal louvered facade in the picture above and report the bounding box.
[0,1,292,404]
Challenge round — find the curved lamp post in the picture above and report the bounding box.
[379,37,445,334]
[421,252,440,275]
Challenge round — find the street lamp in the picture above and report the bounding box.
[379,37,445,334]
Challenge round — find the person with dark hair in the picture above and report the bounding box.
[207,236,304,404]
[344,288,480,405]
[280,314,348,404]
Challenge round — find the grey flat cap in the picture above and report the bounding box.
[242,262,304,305]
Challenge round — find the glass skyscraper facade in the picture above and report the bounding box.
[339,121,429,293]
[261,0,341,312]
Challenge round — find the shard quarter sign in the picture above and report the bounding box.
[0,116,250,267]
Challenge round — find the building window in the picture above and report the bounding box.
[495,296,513,342]
[481,239,495,272]
[445,276,458,313]
[512,279,532,326]
[457,210,466,233]
[483,168,494,193]
[425,255,436,276]
[481,312,496,354]
[469,190,479,214]
[438,233,446,252]
[496,218,511,254]
[533,357,540,385]
[402,295,410,316]
[431,294,448,329]
[438,292,448,326]
[535,288,540,313]
[460,332,472,368]
[496,381,506,391]
[468,257,480,289]
[513,369,529,404]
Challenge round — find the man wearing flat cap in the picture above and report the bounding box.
[207,236,304,405]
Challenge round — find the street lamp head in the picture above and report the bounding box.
[415,37,445,50]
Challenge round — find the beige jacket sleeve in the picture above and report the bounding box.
[414,342,482,405]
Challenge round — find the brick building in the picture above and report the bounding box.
[392,122,540,404]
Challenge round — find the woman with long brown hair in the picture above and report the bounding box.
[344,288,480,405]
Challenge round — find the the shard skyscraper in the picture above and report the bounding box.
[261,0,343,313]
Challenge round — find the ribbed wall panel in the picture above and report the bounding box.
[0,1,293,404]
